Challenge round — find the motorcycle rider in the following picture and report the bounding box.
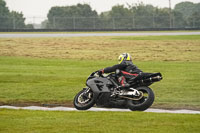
[98,53,143,87]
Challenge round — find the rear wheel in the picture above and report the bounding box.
[127,86,154,111]
[73,88,95,110]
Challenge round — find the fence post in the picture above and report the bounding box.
[53,17,56,29]
[112,18,115,29]
[193,17,195,28]
[93,17,96,29]
[169,0,172,28]
[73,17,76,29]
[153,14,155,28]
[132,16,135,28]
[13,17,16,29]
[172,14,175,28]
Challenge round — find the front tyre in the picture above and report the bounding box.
[127,86,154,111]
[73,88,95,110]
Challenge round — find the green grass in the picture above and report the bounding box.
[0,56,111,103]
[0,56,200,109]
[0,109,200,133]
[0,56,102,103]
[112,35,200,40]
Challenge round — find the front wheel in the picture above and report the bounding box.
[73,88,95,110]
[127,86,154,111]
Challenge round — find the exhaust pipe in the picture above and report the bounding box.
[141,75,162,83]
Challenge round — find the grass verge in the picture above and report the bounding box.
[0,109,200,133]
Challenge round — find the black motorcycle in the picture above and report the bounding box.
[73,70,162,111]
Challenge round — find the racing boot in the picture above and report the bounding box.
[118,76,130,88]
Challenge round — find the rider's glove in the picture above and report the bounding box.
[98,69,104,76]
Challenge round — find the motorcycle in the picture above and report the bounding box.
[73,70,162,111]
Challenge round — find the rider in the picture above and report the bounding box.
[98,53,143,87]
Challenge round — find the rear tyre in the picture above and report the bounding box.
[127,86,154,111]
[73,88,95,110]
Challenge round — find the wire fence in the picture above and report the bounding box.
[0,16,200,30]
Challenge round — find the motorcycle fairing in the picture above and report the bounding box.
[86,77,111,102]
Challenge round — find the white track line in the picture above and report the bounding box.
[0,106,200,114]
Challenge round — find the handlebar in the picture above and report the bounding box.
[90,70,104,78]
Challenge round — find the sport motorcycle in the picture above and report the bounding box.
[73,70,162,111]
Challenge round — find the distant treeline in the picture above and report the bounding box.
[0,0,33,29]
[45,2,200,29]
[0,0,200,29]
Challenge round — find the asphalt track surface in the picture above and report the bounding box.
[0,31,200,38]
[0,106,200,114]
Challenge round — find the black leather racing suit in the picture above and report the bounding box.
[103,61,143,86]
[104,61,142,74]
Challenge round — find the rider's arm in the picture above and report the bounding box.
[103,64,126,73]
